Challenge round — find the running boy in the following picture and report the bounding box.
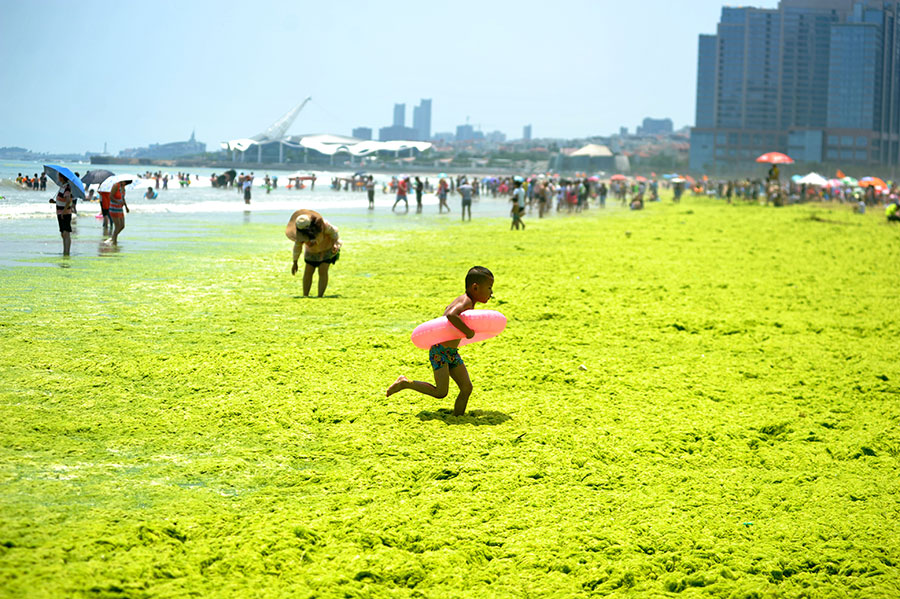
[386,266,494,416]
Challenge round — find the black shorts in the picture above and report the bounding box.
[305,253,340,267]
[57,214,72,233]
[101,206,110,216]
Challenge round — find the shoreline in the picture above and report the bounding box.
[87,156,527,175]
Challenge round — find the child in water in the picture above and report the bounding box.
[386,266,494,416]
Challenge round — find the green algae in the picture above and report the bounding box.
[1,197,899,598]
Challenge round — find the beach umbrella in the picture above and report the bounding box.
[797,173,828,186]
[755,151,794,164]
[99,174,140,192]
[513,175,524,183]
[610,174,627,181]
[841,176,858,186]
[859,176,887,188]
[791,174,803,182]
[80,169,114,187]
[670,177,686,183]
[635,175,648,183]
[587,176,600,182]
[43,164,86,199]
[438,172,448,178]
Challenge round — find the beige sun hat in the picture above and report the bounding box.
[285,209,319,242]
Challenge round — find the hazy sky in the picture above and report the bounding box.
[1,0,779,154]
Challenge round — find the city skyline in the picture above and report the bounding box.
[1,0,780,154]
[691,0,900,169]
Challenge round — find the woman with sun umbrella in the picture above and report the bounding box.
[44,165,86,256]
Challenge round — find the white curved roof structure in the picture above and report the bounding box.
[222,127,432,156]
[297,135,432,156]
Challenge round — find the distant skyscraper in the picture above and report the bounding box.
[412,99,432,141]
[352,127,372,141]
[637,118,673,136]
[691,0,900,169]
[393,103,406,127]
[379,125,418,142]
[456,124,476,142]
[523,124,532,141]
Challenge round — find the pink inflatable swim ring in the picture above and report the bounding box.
[411,309,507,349]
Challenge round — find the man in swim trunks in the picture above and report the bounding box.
[457,179,473,221]
[386,266,494,416]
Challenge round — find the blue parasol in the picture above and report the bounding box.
[44,164,86,199]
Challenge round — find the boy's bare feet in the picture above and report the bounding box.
[386,376,409,397]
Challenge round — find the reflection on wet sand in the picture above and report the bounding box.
[98,240,121,256]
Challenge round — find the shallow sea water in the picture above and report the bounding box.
[0,160,527,267]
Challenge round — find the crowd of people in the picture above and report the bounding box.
[15,172,48,191]
[37,164,900,259]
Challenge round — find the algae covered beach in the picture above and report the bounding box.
[1,197,899,597]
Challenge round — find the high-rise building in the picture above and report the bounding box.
[393,103,406,127]
[690,0,900,170]
[352,127,372,141]
[636,118,674,136]
[456,124,478,142]
[523,124,532,141]
[412,99,432,141]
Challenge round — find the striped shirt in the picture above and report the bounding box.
[55,184,73,215]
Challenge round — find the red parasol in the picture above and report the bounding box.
[756,152,794,164]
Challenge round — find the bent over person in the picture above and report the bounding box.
[286,209,342,297]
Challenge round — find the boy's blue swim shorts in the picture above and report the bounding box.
[429,343,464,370]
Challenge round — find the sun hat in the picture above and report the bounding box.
[286,209,320,242]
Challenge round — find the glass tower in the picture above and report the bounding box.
[690,0,900,171]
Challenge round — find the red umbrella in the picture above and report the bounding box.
[610,174,627,181]
[635,175,648,182]
[756,152,794,164]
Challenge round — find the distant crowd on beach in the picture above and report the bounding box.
[36,163,900,259]
[378,173,661,220]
